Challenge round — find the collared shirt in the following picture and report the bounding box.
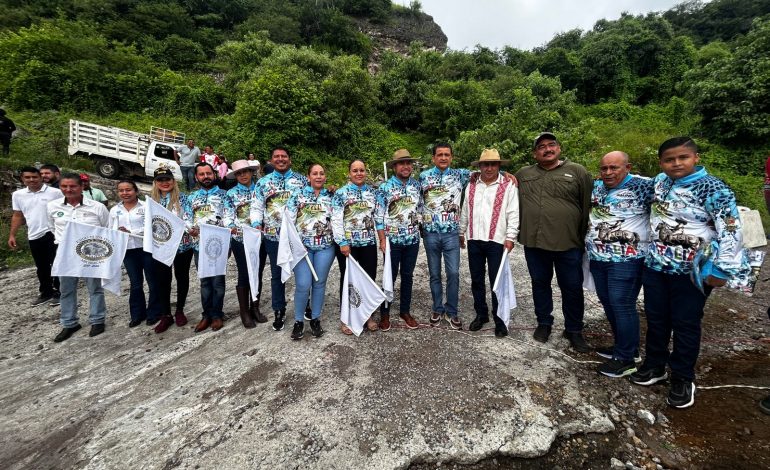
[376,176,423,245]
[156,192,193,252]
[516,159,593,251]
[586,175,654,262]
[47,196,110,244]
[251,169,308,241]
[418,166,470,234]
[459,174,519,244]
[184,186,230,250]
[645,166,744,276]
[286,186,334,251]
[11,184,63,240]
[225,182,256,242]
[109,200,146,250]
[177,145,201,166]
[331,183,378,247]
[83,187,107,203]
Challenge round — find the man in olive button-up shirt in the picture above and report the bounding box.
[515,132,592,352]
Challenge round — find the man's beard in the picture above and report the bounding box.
[198,178,215,189]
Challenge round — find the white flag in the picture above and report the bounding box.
[51,221,129,296]
[582,253,596,292]
[492,250,517,327]
[340,255,386,336]
[242,225,262,301]
[198,223,231,278]
[382,238,393,302]
[277,208,309,283]
[143,197,186,266]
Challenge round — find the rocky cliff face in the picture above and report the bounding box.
[355,10,448,73]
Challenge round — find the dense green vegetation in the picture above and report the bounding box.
[1,0,769,211]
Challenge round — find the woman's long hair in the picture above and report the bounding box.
[151,179,182,214]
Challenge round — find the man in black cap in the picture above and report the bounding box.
[515,132,593,352]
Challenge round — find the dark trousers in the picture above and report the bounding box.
[338,244,378,305]
[264,239,286,312]
[381,242,419,315]
[335,243,346,303]
[155,249,194,316]
[523,246,585,332]
[194,252,225,320]
[230,239,250,288]
[468,240,505,322]
[590,258,643,361]
[123,248,161,322]
[28,232,59,296]
[642,267,711,382]
[256,241,267,300]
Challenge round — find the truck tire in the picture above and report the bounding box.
[96,159,121,179]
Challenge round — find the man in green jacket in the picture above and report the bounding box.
[516,132,593,353]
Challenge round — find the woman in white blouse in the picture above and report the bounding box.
[109,180,160,328]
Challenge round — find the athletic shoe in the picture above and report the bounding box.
[448,316,462,330]
[630,365,668,386]
[596,346,614,359]
[429,312,443,326]
[273,309,286,331]
[667,378,696,409]
[291,321,304,340]
[760,395,770,415]
[304,306,312,322]
[532,325,552,343]
[49,293,61,307]
[31,294,53,306]
[309,319,324,338]
[598,359,637,378]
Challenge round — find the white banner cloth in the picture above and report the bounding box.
[340,255,386,336]
[51,221,129,295]
[492,250,517,326]
[198,224,231,278]
[277,208,309,283]
[143,197,186,266]
[382,238,393,303]
[242,225,263,301]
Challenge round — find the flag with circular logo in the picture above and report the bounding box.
[143,197,186,266]
[340,255,386,336]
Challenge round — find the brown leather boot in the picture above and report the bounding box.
[236,287,256,328]
[250,295,268,323]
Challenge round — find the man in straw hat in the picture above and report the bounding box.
[516,132,593,352]
[459,149,519,337]
[375,149,423,331]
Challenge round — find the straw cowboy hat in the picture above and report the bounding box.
[471,148,509,166]
[230,160,255,173]
[387,148,418,168]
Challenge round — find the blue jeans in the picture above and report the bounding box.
[590,258,643,361]
[123,248,160,322]
[264,239,286,312]
[194,252,225,320]
[523,246,585,332]
[181,166,197,191]
[467,240,505,323]
[424,231,460,318]
[642,267,711,381]
[293,246,335,321]
[381,241,419,315]
[59,276,106,327]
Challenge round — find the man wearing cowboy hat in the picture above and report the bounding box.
[516,132,593,352]
[375,149,423,331]
[459,149,519,337]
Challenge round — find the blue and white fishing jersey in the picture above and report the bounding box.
[159,192,193,253]
[250,169,308,241]
[331,183,378,247]
[376,176,423,246]
[225,182,255,243]
[184,186,230,250]
[586,175,653,262]
[286,186,334,251]
[418,166,470,234]
[645,166,744,277]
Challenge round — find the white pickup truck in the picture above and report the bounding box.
[68,119,186,181]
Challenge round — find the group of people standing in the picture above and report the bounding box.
[8,132,754,410]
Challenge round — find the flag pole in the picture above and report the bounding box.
[304,254,318,282]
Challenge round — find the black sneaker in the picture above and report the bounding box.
[469,316,488,332]
[533,325,552,343]
[596,346,614,359]
[563,331,591,353]
[309,318,324,338]
[49,293,61,307]
[630,364,668,386]
[304,306,312,322]
[31,294,53,306]
[89,323,106,337]
[429,312,443,326]
[273,309,286,331]
[598,359,637,378]
[760,395,770,415]
[291,321,304,340]
[448,316,462,330]
[667,378,696,409]
[54,324,82,342]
